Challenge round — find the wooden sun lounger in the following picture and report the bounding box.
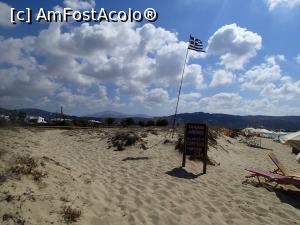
[268,153,300,178]
[245,167,300,187]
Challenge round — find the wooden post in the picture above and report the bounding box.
[182,124,187,167]
[203,125,208,174]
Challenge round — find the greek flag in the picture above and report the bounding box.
[188,35,205,52]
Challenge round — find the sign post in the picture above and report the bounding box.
[182,123,208,174]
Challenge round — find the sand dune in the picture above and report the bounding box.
[0,127,299,225]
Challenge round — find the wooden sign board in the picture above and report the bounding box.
[182,123,208,174]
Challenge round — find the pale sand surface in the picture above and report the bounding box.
[0,127,299,225]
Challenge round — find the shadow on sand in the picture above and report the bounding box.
[166,167,204,180]
[122,157,149,161]
[274,188,300,209]
[243,180,300,209]
[251,146,273,151]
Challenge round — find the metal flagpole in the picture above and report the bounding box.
[171,46,189,138]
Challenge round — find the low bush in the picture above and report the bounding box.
[62,205,81,223]
[155,119,168,126]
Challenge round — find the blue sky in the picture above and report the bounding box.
[0,0,300,116]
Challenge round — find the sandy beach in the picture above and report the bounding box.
[0,127,299,225]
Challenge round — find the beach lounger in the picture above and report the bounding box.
[268,153,300,178]
[245,167,300,187]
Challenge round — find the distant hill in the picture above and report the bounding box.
[166,112,300,131]
[85,111,150,119]
[1,107,300,130]
[0,107,11,114]
[18,108,61,119]
[0,108,77,120]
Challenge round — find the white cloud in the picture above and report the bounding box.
[209,69,234,87]
[0,17,207,115]
[261,78,300,100]
[207,23,262,70]
[129,90,202,116]
[275,54,285,62]
[63,0,95,10]
[133,88,169,106]
[175,92,202,113]
[199,93,242,113]
[0,1,13,27]
[53,91,115,113]
[144,88,169,104]
[131,88,174,115]
[0,35,56,99]
[265,0,300,10]
[296,54,300,64]
[196,93,299,115]
[238,54,300,110]
[184,64,206,89]
[180,92,201,102]
[0,67,56,98]
[0,36,37,68]
[239,55,283,90]
[1,2,299,116]
[57,91,89,107]
[98,85,108,99]
[34,21,204,90]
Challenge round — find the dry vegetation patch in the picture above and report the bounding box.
[62,205,81,223]
[10,155,38,175]
[0,173,8,185]
[0,154,48,185]
[147,129,159,135]
[108,131,147,150]
[0,148,7,159]
[8,155,48,182]
[2,213,25,225]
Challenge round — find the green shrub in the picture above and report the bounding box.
[155,119,168,126]
[73,119,91,127]
[17,111,27,121]
[121,118,135,127]
[138,121,145,127]
[105,118,115,126]
[0,118,10,127]
[146,120,155,126]
[60,120,74,126]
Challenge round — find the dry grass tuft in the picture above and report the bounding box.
[2,213,25,225]
[108,131,141,151]
[140,132,148,138]
[62,205,81,223]
[0,148,7,159]
[0,173,8,185]
[4,194,16,202]
[31,169,47,182]
[60,196,70,202]
[148,129,158,135]
[10,155,38,175]
[8,155,47,182]
[208,128,219,147]
[175,135,184,153]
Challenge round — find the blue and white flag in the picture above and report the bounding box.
[188,35,205,52]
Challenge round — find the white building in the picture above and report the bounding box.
[0,114,10,121]
[89,120,102,124]
[26,116,47,124]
